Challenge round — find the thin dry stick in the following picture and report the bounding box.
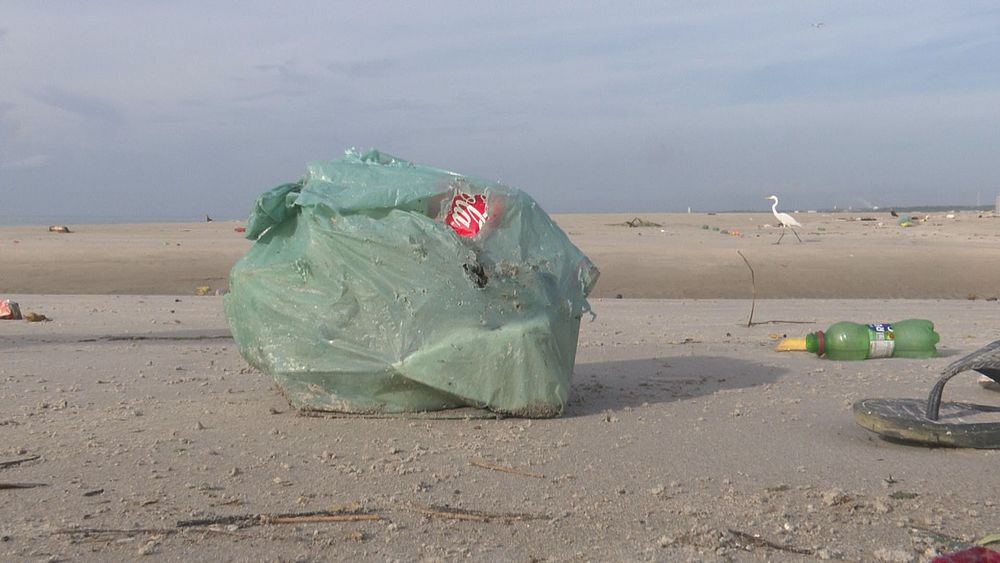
[263,513,381,524]
[737,251,756,327]
[177,510,380,529]
[408,504,491,522]
[0,455,40,469]
[469,459,545,479]
[176,514,254,528]
[52,527,176,537]
[737,251,813,326]
[407,503,546,523]
[0,482,47,490]
[728,529,814,555]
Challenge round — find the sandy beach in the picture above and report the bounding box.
[2,211,1000,299]
[3,213,1000,561]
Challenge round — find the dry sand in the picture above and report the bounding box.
[2,211,999,298]
[2,213,1000,561]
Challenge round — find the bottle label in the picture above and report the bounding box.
[445,191,489,238]
[866,323,895,358]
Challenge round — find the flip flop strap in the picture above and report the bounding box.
[926,372,959,421]
[927,340,1000,421]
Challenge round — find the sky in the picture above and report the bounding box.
[2,2,1000,223]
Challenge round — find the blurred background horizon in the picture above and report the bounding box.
[2,2,1000,224]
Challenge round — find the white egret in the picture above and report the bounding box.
[766,195,803,244]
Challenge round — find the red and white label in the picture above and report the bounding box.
[445,191,488,238]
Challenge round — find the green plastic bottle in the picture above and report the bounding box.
[804,319,939,360]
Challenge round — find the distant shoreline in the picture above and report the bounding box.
[1,204,995,228]
[3,212,1000,298]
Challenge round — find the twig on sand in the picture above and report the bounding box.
[728,529,814,555]
[176,510,381,528]
[0,455,40,469]
[262,513,381,524]
[737,251,757,327]
[52,527,176,538]
[406,503,548,523]
[0,482,47,490]
[176,515,256,528]
[469,459,545,479]
[738,251,812,327]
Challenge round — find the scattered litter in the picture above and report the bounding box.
[48,225,71,233]
[613,217,662,228]
[234,226,247,233]
[24,312,50,322]
[195,286,211,296]
[0,300,22,320]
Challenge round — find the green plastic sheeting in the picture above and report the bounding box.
[224,149,599,418]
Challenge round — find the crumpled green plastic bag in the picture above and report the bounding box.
[224,149,599,417]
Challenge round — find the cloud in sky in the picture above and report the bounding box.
[1,2,999,222]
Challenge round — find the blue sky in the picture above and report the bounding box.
[2,2,999,222]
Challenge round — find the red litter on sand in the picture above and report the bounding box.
[932,546,1000,563]
[235,226,246,233]
[0,299,22,320]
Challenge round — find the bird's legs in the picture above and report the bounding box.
[773,225,803,244]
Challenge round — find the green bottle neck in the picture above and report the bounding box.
[806,331,823,355]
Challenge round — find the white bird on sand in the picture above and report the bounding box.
[766,195,803,244]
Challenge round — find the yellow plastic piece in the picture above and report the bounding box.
[774,337,807,352]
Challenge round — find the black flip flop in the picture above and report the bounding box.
[853,340,1000,448]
